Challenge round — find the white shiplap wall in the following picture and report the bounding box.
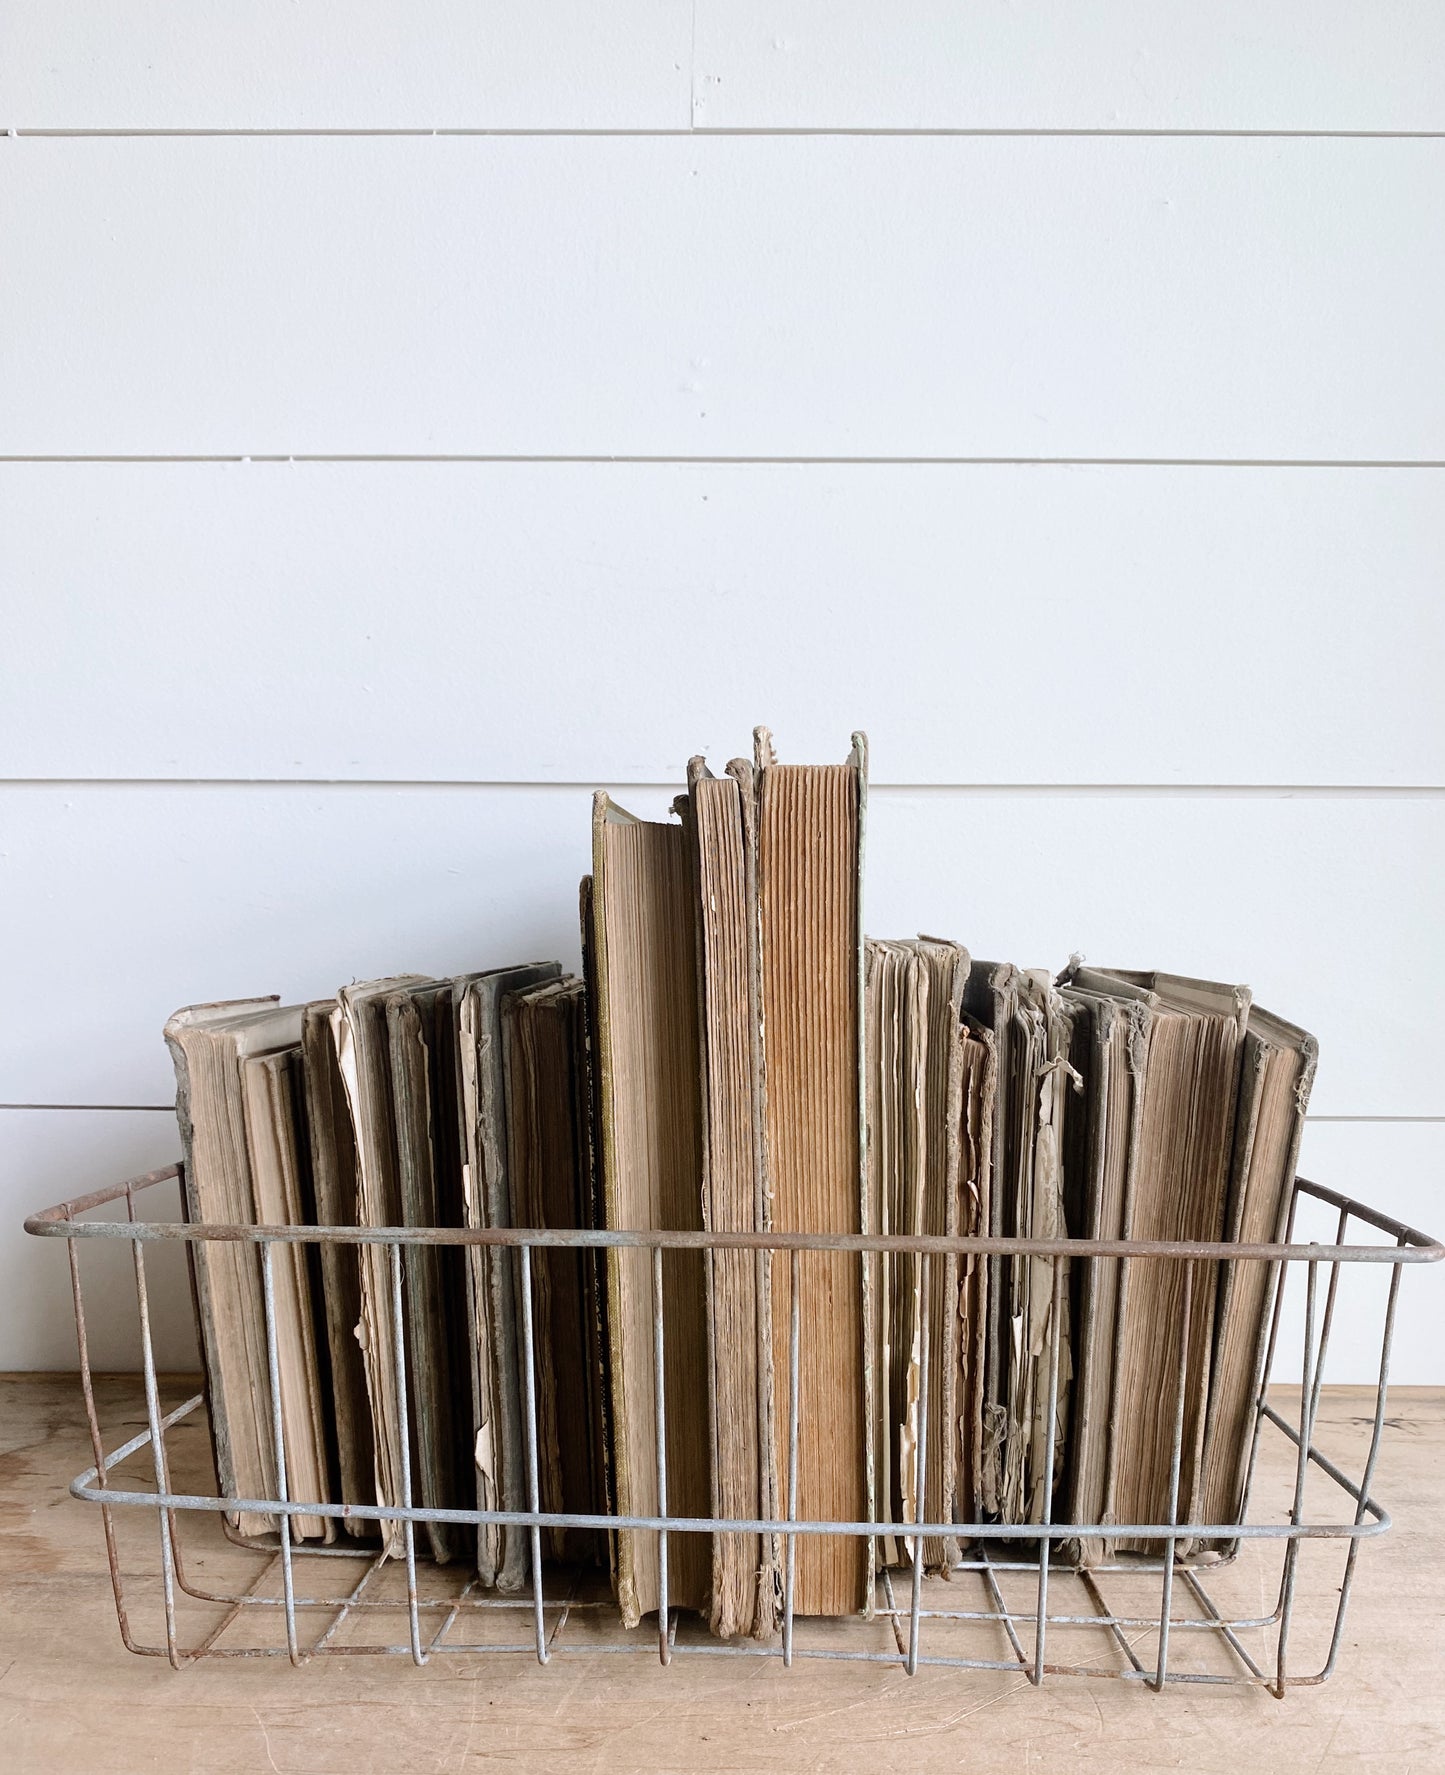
[1,3,1440,1379]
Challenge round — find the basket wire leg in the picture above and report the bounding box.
[1274,1252,1320,1696]
[130,1229,183,1669]
[906,1250,931,1675]
[1079,1566,1145,1676]
[1032,1254,1065,1686]
[388,1241,425,1666]
[650,1245,670,1667]
[258,1240,300,1665]
[517,1243,550,1666]
[1319,1232,1407,1683]
[67,1229,142,1655]
[782,1248,800,1668]
[1151,1258,1193,1692]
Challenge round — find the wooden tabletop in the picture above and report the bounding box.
[2,1375,1441,1774]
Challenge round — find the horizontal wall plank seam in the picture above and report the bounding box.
[5,457,1445,470]
[4,1105,1441,1122]
[7,127,1445,141]
[4,781,1443,797]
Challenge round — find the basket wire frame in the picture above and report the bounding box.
[25,1167,1442,1693]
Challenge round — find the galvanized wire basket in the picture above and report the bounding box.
[25,1168,1441,1694]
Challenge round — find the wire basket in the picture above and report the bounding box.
[25,1167,1441,1693]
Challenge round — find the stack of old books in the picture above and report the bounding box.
[167,726,1315,1634]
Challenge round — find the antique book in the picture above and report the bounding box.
[963,964,1079,1528]
[589,793,711,1628]
[385,979,474,1564]
[865,945,992,1549]
[1062,967,1250,1555]
[502,974,606,1566]
[1197,1005,1317,1549]
[912,937,972,1569]
[238,1044,334,1540]
[953,1010,997,1530]
[865,939,927,1571]
[578,876,619,1585]
[299,1002,373,1539]
[332,976,430,1561]
[165,997,305,1539]
[685,757,775,1638]
[755,729,871,1616]
[1055,979,1151,1562]
[456,961,563,1588]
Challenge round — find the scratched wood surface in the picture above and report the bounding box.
[2,1377,1441,1772]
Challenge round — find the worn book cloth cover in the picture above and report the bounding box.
[1056,979,1150,1563]
[240,1044,335,1541]
[332,977,430,1561]
[963,965,1080,1529]
[385,980,475,1564]
[300,1003,373,1539]
[502,974,608,1567]
[456,961,563,1588]
[166,998,305,1539]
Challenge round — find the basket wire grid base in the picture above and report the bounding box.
[25,1167,1443,1695]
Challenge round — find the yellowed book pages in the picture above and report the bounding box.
[756,729,871,1617]
[591,794,711,1628]
[687,758,775,1638]
[1066,967,1249,1555]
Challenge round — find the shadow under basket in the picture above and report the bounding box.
[25,1168,1442,1694]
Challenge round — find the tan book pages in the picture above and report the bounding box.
[865,936,969,1570]
[1198,1007,1316,1547]
[591,793,710,1628]
[756,730,871,1617]
[687,758,774,1638]
[240,1047,333,1541]
[165,999,306,1539]
[1066,967,1249,1553]
[864,939,925,1570]
[299,1003,373,1539]
[914,937,971,1570]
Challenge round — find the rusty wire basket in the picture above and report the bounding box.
[25,1167,1442,1694]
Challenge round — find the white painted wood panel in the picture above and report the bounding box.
[4,1114,1438,1378]
[0,2,691,131]
[7,3,1443,136]
[2,1109,199,1372]
[694,3,1445,134]
[1272,1121,1444,1387]
[1,785,1438,1116]
[3,136,1440,459]
[3,462,1440,787]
